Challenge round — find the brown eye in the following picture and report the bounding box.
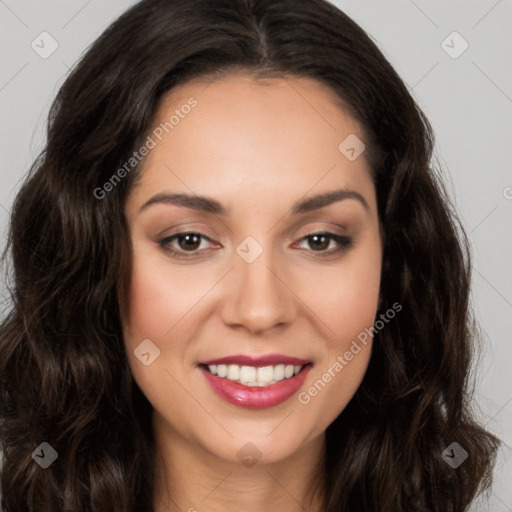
[295,232,353,257]
[175,233,202,251]
[159,231,213,257]
[307,234,331,251]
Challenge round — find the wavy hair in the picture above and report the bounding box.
[0,0,500,510]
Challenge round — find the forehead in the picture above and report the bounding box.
[126,73,375,216]
[151,72,362,148]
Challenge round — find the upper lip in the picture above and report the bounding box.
[199,354,311,366]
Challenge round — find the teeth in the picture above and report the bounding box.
[239,366,256,384]
[227,364,240,380]
[257,366,274,383]
[207,363,305,386]
[284,365,294,378]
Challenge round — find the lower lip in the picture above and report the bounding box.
[200,365,312,409]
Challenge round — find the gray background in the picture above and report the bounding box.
[0,1,511,509]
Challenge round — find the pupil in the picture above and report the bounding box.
[310,234,328,251]
[180,234,200,251]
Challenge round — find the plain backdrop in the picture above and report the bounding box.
[0,1,511,510]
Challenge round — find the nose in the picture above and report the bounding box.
[219,244,297,335]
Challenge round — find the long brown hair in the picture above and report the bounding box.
[0,0,500,510]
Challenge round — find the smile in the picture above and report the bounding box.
[198,355,313,409]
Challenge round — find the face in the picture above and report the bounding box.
[120,73,383,466]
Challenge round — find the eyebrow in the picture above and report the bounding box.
[138,188,369,215]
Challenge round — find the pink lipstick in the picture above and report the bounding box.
[198,354,312,409]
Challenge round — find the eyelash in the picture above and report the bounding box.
[158,231,353,259]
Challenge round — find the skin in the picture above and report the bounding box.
[120,72,383,512]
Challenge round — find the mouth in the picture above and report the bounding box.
[197,354,313,409]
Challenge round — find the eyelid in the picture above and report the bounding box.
[156,222,220,239]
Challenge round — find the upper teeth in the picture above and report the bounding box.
[208,364,303,386]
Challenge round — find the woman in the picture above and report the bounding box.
[0,0,500,510]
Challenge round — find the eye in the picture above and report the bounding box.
[158,232,215,258]
[158,231,353,259]
[294,232,353,257]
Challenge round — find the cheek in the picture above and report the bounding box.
[121,255,192,413]
[123,271,169,345]
[121,247,219,397]
[294,237,381,418]
[120,252,183,382]
[296,235,382,341]
[123,249,201,344]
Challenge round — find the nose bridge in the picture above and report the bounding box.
[220,233,296,333]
